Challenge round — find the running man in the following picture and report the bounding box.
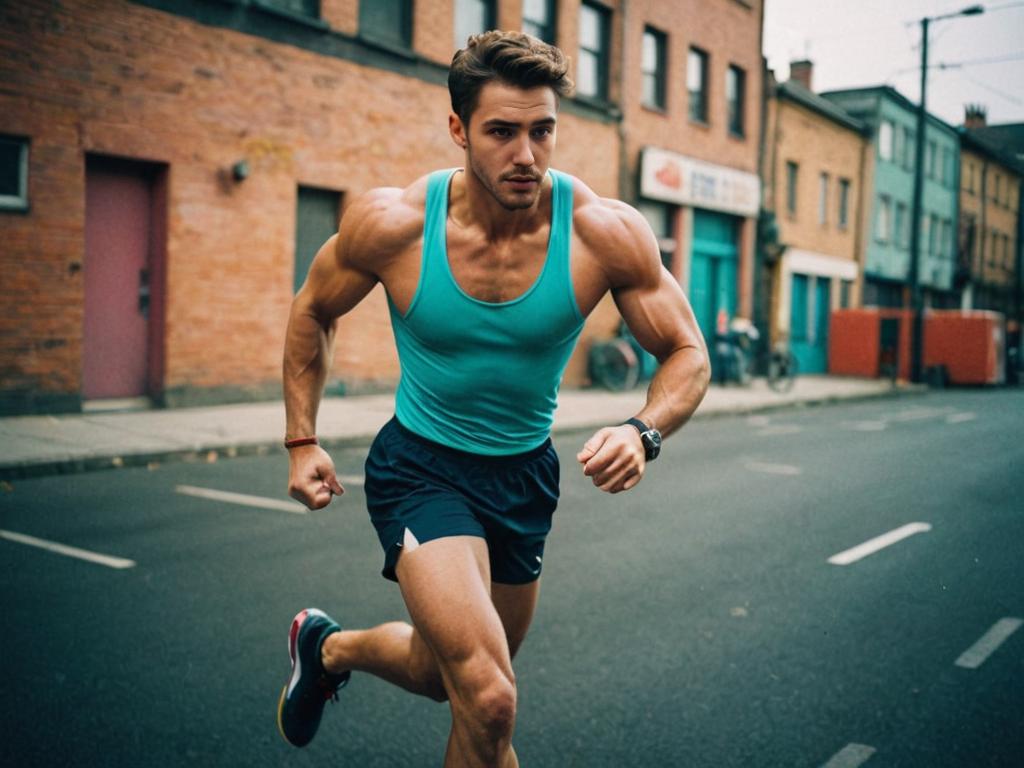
[279,30,710,767]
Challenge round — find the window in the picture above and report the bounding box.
[637,201,676,269]
[578,2,609,100]
[641,27,667,110]
[838,178,850,230]
[840,280,852,308]
[455,0,495,50]
[261,0,319,18]
[876,195,891,242]
[522,0,556,43]
[967,163,975,194]
[995,173,1002,205]
[294,186,342,293]
[818,172,828,225]
[929,214,938,255]
[360,0,412,49]
[879,120,894,161]
[895,202,907,248]
[688,47,709,123]
[726,65,745,136]
[925,140,936,178]
[904,128,915,171]
[0,135,28,212]
[786,161,798,216]
[894,125,904,167]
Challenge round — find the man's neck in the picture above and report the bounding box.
[450,168,550,243]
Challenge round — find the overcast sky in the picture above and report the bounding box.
[762,0,1024,127]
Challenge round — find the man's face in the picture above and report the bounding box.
[452,82,558,211]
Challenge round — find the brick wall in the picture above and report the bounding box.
[0,0,621,412]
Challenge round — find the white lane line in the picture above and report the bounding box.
[890,407,948,422]
[955,617,1023,669]
[828,522,932,566]
[843,420,888,432]
[0,529,136,570]
[821,743,876,767]
[745,461,802,476]
[747,415,772,427]
[756,425,804,437]
[337,475,364,487]
[176,485,308,514]
[946,412,977,424]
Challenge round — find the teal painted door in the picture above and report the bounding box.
[690,210,738,346]
[790,274,831,374]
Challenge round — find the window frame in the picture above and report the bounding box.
[0,134,29,213]
[455,0,496,50]
[785,160,799,217]
[818,172,829,226]
[577,1,611,102]
[522,0,556,43]
[640,26,668,111]
[838,178,851,230]
[687,46,709,124]
[876,195,892,243]
[726,64,745,137]
[359,0,413,50]
[878,120,894,161]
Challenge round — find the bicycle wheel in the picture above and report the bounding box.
[767,351,797,392]
[589,338,640,391]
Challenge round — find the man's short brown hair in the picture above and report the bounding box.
[448,31,574,125]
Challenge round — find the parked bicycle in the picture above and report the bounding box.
[715,318,798,393]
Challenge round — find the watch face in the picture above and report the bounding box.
[641,429,662,460]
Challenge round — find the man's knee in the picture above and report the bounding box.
[454,663,517,739]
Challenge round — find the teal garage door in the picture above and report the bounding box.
[690,210,738,346]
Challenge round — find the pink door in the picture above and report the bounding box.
[83,159,153,400]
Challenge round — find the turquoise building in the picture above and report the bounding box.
[823,87,960,308]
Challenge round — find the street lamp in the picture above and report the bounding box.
[907,4,984,383]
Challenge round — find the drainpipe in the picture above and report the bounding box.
[617,0,631,204]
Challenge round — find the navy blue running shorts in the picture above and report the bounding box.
[363,416,559,584]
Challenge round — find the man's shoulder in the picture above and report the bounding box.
[341,173,436,266]
[568,176,657,267]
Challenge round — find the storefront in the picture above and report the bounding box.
[638,147,760,347]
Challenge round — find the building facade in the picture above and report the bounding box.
[621,0,764,351]
[823,86,960,311]
[761,64,868,374]
[1,0,631,414]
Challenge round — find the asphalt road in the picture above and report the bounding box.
[1,389,1021,767]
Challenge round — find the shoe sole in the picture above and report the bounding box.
[276,609,309,747]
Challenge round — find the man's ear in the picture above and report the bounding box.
[449,112,468,149]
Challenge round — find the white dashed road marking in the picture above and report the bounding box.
[842,420,888,432]
[0,529,136,570]
[827,522,932,566]
[756,424,804,437]
[337,475,365,486]
[821,743,876,767]
[745,461,802,476]
[955,618,1023,669]
[176,485,308,514]
[946,412,977,424]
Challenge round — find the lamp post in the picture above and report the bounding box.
[907,4,984,383]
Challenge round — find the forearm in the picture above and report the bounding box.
[283,304,336,440]
[635,345,710,438]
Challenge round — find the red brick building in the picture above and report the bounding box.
[0,0,762,414]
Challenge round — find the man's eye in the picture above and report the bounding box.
[532,128,552,138]
[491,128,511,137]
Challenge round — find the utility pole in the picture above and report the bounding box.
[907,5,984,383]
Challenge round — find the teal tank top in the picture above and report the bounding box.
[388,168,584,455]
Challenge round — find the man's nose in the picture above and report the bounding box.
[512,135,534,167]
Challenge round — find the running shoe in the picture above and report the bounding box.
[277,608,350,747]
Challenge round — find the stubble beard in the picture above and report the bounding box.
[466,142,540,212]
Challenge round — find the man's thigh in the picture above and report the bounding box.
[395,535,513,682]
[491,580,541,659]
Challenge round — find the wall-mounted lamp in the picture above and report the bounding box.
[231,159,250,182]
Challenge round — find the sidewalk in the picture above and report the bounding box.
[0,376,922,479]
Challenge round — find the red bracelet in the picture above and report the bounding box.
[284,436,319,449]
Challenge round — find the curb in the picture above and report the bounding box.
[0,384,925,481]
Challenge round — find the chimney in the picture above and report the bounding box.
[789,59,813,91]
[964,104,987,129]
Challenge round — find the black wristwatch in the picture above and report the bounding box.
[623,417,662,462]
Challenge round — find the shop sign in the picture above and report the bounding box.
[640,146,760,217]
